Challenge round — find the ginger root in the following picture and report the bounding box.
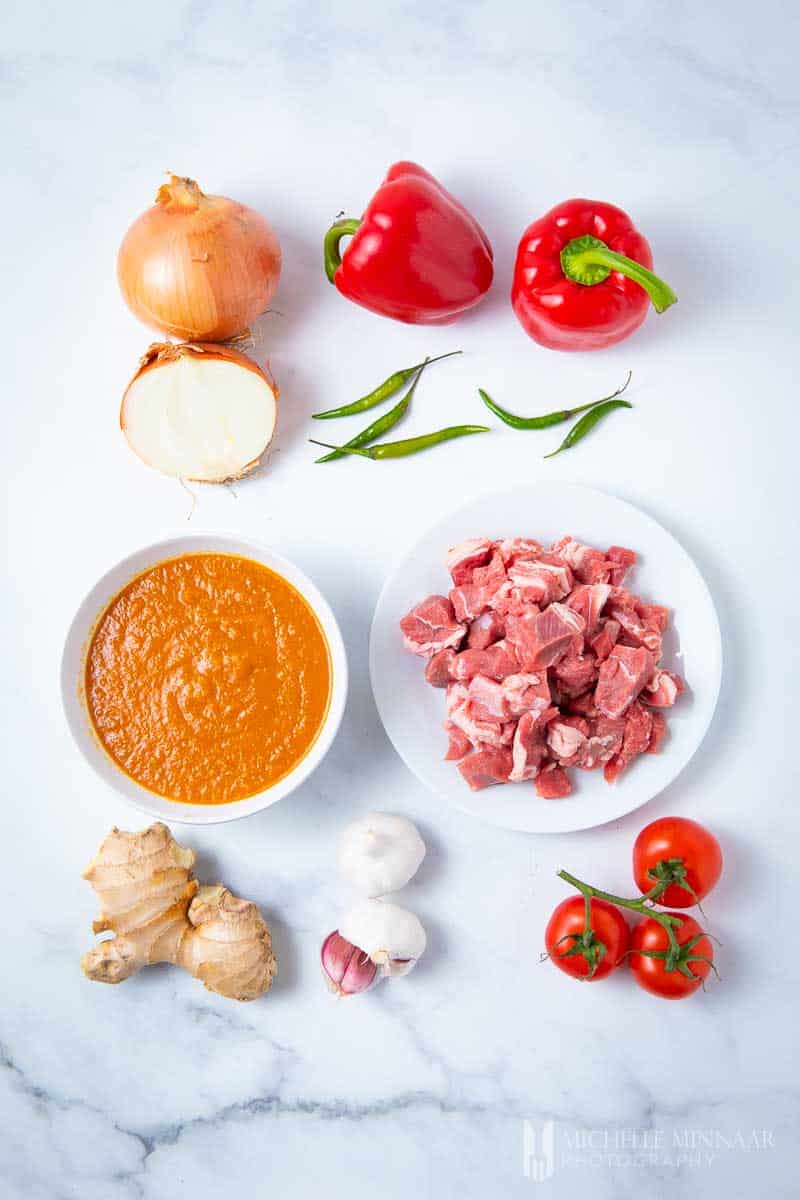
[81,823,277,1001]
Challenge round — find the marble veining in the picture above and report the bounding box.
[3,1,799,1196]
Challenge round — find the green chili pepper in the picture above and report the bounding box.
[314,362,428,463]
[479,371,631,430]
[312,350,462,420]
[309,425,490,460]
[544,399,632,459]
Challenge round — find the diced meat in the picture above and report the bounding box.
[494,537,543,565]
[594,645,655,719]
[401,594,465,657]
[451,640,519,682]
[501,672,553,719]
[404,532,684,798]
[603,702,653,783]
[506,604,585,671]
[553,651,597,698]
[547,719,589,767]
[445,537,493,585]
[446,682,507,749]
[567,690,597,718]
[642,669,685,708]
[465,674,511,721]
[606,545,637,586]
[449,554,508,620]
[467,610,505,650]
[506,557,573,605]
[509,710,549,781]
[443,723,472,761]
[603,757,624,784]
[425,648,456,687]
[552,537,612,584]
[607,603,662,655]
[590,618,620,662]
[647,710,668,754]
[636,602,670,633]
[549,602,586,649]
[535,763,573,799]
[458,747,513,790]
[471,550,507,588]
[449,583,490,623]
[620,700,653,759]
[491,584,540,617]
[578,715,626,772]
[567,583,611,633]
[592,715,626,758]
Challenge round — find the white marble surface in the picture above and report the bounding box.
[3,2,798,1196]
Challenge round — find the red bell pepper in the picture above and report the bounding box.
[512,199,677,351]
[324,162,494,325]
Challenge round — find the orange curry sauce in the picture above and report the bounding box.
[86,553,332,804]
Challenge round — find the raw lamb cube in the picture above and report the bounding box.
[465,674,512,721]
[594,645,655,719]
[444,723,473,761]
[401,595,465,657]
[551,537,612,584]
[467,610,505,650]
[589,618,620,662]
[641,670,685,708]
[509,710,549,782]
[603,701,653,782]
[451,640,520,682]
[535,763,573,799]
[494,537,544,565]
[445,537,493,585]
[647,710,668,754]
[567,583,612,632]
[506,604,585,671]
[606,545,637,586]
[552,651,598,698]
[425,648,456,687]
[446,682,507,748]
[458,747,514,790]
[500,672,553,719]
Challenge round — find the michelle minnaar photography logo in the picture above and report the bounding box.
[522,1119,775,1181]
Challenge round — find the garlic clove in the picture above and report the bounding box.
[338,899,426,977]
[338,812,426,896]
[320,930,377,997]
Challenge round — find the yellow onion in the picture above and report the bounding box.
[117,175,282,341]
[120,342,278,483]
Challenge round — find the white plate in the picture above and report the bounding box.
[61,533,348,825]
[369,484,721,834]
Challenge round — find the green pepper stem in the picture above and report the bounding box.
[560,235,677,314]
[324,218,361,283]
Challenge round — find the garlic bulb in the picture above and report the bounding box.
[338,812,426,896]
[339,899,426,978]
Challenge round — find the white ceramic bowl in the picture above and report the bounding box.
[61,533,348,824]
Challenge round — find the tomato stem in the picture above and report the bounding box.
[557,868,683,959]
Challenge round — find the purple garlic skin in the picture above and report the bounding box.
[321,931,377,996]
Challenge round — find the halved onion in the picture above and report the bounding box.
[120,343,278,483]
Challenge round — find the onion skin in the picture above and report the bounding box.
[120,342,278,483]
[117,176,282,341]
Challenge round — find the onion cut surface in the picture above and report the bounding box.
[121,343,278,482]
